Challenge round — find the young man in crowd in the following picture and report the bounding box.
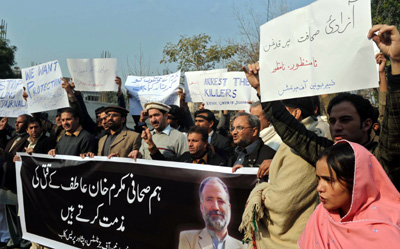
[151,126,227,165]
[48,108,96,156]
[194,109,233,161]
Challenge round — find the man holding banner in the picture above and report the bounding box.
[0,114,31,249]
[129,102,188,160]
[151,126,227,165]
[229,113,276,172]
[96,106,141,158]
[48,108,96,157]
[194,109,233,161]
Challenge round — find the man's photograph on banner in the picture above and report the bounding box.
[16,154,254,249]
[178,177,246,249]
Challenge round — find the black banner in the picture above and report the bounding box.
[17,154,256,249]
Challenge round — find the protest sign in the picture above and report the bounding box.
[0,79,29,117]
[195,71,258,111]
[21,61,70,113]
[259,0,379,102]
[125,71,180,115]
[184,69,227,103]
[67,58,118,91]
[17,154,254,249]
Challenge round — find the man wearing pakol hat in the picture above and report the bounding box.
[91,106,141,158]
[128,102,188,160]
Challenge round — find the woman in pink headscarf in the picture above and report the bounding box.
[298,140,400,249]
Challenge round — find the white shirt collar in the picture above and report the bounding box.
[152,124,173,136]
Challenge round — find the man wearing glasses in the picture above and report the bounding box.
[229,113,275,173]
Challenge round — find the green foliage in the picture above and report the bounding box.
[160,34,238,72]
[371,0,400,28]
[0,36,18,79]
[223,42,260,71]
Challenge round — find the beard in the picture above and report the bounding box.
[203,210,230,231]
[235,137,252,148]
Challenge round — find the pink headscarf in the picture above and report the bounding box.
[298,140,400,249]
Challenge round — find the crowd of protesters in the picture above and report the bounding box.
[0,24,399,249]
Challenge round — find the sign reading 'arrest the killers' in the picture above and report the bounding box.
[17,154,255,249]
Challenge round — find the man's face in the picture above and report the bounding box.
[328,101,371,144]
[250,105,270,130]
[167,114,179,128]
[106,111,125,131]
[61,112,80,133]
[231,116,257,148]
[200,180,231,232]
[0,117,7,130]
[55,115,62,127]
[149,109,168,132]
[195,116,213,133]
[99,112,109,131]
[15,115,27,133]
[96,113,102,127]
[26,122,42,139]
[188,132,207,158]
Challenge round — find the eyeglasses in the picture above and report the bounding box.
[230,126,253,133]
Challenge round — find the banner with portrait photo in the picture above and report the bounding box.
[16,154,255,249]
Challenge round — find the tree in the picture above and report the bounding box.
[0,21,18,79]
[124,44,154,76]
[225,0,289,70]
[160,34,238,72]
[371,0,400,28]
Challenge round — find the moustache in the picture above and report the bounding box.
[208,210,224,218]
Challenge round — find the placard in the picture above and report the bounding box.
[0,79,29,117]
[67,58,118,91]
[21,61,70,113]
[125,71,180,115]
[184,69,227,103]
[259,0,378,101]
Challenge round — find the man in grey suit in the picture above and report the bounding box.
[179,177,246,249]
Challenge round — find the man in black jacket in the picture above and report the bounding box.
[178,126,226,166]
[22,117,56,155]
[0,114,32,249]
[149,126,226,166]
[48,108,97,156]
[229,113,275,172]
[194,109,233,161]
